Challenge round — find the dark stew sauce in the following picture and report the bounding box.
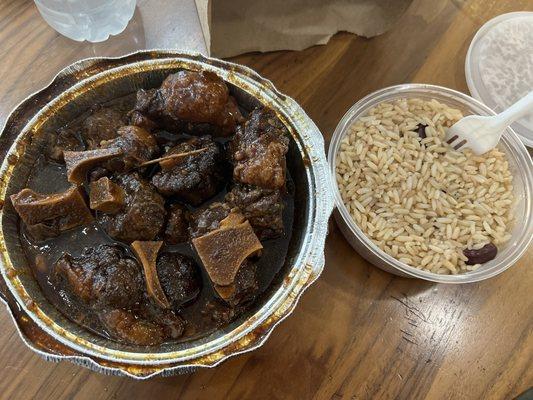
[13,70,294,346]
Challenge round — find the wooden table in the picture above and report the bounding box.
[0,0,531,399]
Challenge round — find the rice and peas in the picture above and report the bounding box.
[335,98,514,274]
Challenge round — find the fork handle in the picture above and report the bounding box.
[495,90,533,129]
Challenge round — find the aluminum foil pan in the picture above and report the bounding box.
[0,50,334,378]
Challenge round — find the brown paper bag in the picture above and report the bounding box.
[195,0,413,58]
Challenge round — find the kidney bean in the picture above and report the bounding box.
[415,123,427,139]
[463,243,498,265]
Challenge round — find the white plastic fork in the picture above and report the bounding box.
[445,91,533,155]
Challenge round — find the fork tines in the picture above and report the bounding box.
[446,134,467,150]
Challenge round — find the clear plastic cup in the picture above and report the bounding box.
[328,84,533,283]
[34,0,137,43]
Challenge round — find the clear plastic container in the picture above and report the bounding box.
[465,12,533,147]
[34,0,136,43]
[328,84,533,283]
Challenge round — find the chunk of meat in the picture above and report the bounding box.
[53,245,143,310]
[188,202,231,239]
[70,126,157,181]
[215,260,259,307]
[100,126,159,172]
[225,184,284,240]
[100,309,164,346]
[147,305,185,340]
[232,260,259,305]
[99,296,186,345]
[141,305,185,341]
[47,127,85,162]
[201,301,236,324]
[192,210,262,287]
[97,173,166,243]
[128,110,158,132]
[82,107,126,149]
[89,177,125,213]
[131,241,169,309]
[231,108,289,189]
[151,136,224,205]
[133,70,243,135]
[157,252,201,308]
[10,186,94,237]
[191,210,262,305]
[131,242,201,310]
[150,130,181,147]
[64,148,123,184]
[164,204,189,244]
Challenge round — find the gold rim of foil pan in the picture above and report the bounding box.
[0,51,334,378]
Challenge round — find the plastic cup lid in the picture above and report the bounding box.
[466,12,533,147]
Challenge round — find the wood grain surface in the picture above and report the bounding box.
[0,0,532,399]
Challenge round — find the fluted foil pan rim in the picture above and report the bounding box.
[0,50,334,378]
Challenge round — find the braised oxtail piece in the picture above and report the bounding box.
[82,107,127,149]
[100,125,159,172]
[192,209,263,305]
[64,148,123,185]
[99,307,185,346]
[188,202,231,239]
[231,107,289,189]
[156,252,201,308]
[215,260,259,307]
[97,173,166,243]
[164,204,189,244]
[132,70,244,136]
[53,244,143,310]
[48,126,85,162]
[99,309,165,346]
[151,136,224,205]
[128,109,158,132]
[226,183,284,240]
[89,177,126,213]
[131,241,201,309]
[10,186,94,240]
